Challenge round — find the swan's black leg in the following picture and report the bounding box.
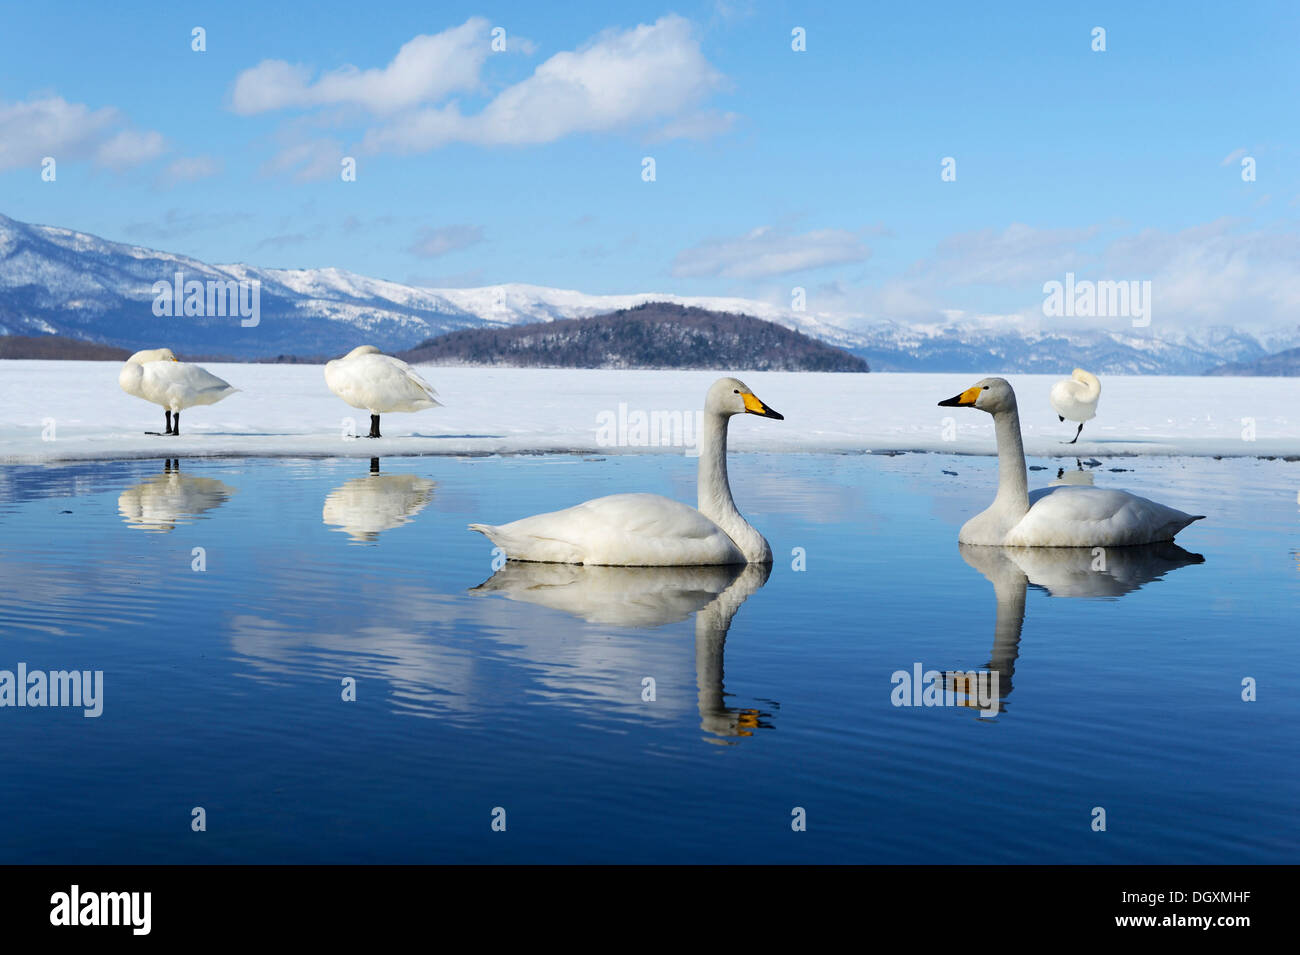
[165,410,172,434]
[171,411,181,436]
[369,457,380,473]
[368,414,381,438]
[1067,422,1083,444]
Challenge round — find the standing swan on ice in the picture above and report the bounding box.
[324,345,441,438]
[1049,368,1100,444]
[470,377,784,566]
[938,378,1203,546]
[118,348,237,435]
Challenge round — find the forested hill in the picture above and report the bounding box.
[397,303,869,372]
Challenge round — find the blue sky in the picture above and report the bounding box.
[2,1,1298,329]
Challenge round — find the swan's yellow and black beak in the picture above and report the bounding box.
[742,392,784,420]
[938,386,981,408]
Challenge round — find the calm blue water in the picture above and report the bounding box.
[0,452,1296,863]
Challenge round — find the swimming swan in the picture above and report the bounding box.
[1049,368,1100,444]
[324,345,441,438]
[938,378,1203,546]
[118,348,238,435]
[469,377,784,566]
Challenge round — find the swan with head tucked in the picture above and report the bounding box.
[118,348,238,435]
[324,345,441,438]
[1049,368,1100,444]
[939,377,1203,546]
[469,377,784,566]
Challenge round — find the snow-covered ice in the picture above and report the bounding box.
[2,360,1297,464]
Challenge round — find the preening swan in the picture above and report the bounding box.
[324,345,441,438]
[469,377,784,566]
[118,348,237,435]
[1049,368,1100,444]
[938,378,1203,546]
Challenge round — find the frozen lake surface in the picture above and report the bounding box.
[3,362,1299,463]
[0,450,1295,862]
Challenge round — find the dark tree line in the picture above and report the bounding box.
[398,302,869,372]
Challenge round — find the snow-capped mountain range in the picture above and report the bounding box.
[1,212,1295,372]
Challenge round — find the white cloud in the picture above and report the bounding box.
[0,96,165,172]
[262,137,346,182]
[648,109,738,142]
[230,18,491,116]
[95,129,167,169]
[159,155,223,186]
[919,223,1103,287]
[233,16,730,170]
[1102,218,1300,328]
[821,219,1300,331]
[408,224,485,258]
[673,226,870,279]
[362,15,726,152]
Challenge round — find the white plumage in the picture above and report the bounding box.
[324,345,441,438]
[1049,368,1101,443]
[939,377,1203,547]
[118,348,237,435]
[469,377,784,566]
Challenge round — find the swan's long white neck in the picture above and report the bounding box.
[1074,370,1101,402]
[991,403,1030,519]
[697,411,771,563]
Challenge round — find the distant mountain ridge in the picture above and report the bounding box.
[0,212,858,360]
[1205,346,1300,376]
[2,212,1297,373]
[397,302,868,372]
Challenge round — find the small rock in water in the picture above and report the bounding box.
[1028,465,1048,471]
[1108,467,1130,472]
[1083,458,1102,467]
[942,469,957,476]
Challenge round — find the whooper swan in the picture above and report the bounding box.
[938,378,1203,546]
[324,345,441,438]
[1049,368,1100,444]
[118,348,237,435]
[469,377,783,566]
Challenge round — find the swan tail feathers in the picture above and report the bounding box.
[1162,513,1206,541]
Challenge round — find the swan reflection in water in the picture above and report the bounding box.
[118,459,237,532]
[472,561,773,743]
[948,542,1205,714]
[322,458,436,543]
